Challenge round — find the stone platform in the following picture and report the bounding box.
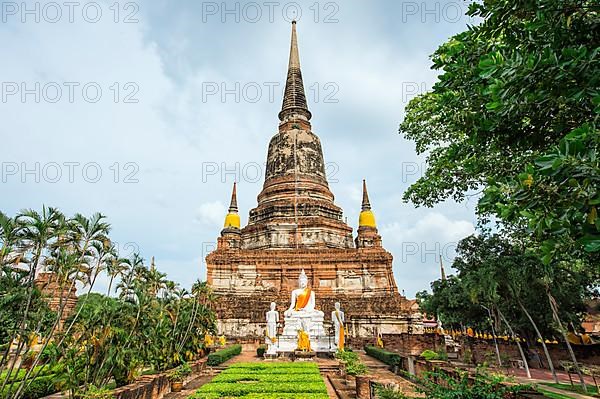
[272,334,336,354]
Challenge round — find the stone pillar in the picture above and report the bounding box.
[407,356,416,376]
[355,375,372,399]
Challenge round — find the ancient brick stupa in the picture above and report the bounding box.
[206,21,421,338]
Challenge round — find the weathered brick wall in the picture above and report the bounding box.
[34,272,77,324]
[347,333,444,356]
[214,292,410,325]
[42,359,207,399]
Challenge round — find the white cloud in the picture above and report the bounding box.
[381,212,475,296]
[195,201,226,228]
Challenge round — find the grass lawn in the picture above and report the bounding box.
[542,382,600,396]
[188,362,329,399]
[537,388,578,399]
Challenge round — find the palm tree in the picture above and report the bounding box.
[0,211,22,267]
[106,253,129,297]
[0,206,63,389]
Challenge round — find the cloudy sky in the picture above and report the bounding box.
[1,0,479,297]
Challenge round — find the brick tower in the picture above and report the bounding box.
[206,21,420,338]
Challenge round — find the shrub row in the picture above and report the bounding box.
[193,382,327,397]
[0,374,58,399]
[220,368,317,375]
[365,345,402,366]
[226,362,318,370]
[206,344,242,366]
[190,362,328,398]
[212,373,324,383]
[190,394,330,399]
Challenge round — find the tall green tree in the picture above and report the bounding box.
[400,0,599,261]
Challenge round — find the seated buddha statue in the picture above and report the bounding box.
[284,269,323,318]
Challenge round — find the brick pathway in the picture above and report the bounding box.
[506,367,597,386]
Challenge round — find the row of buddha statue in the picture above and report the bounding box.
[265,269,345,354]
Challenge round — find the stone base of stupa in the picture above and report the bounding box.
[214,292,422,340]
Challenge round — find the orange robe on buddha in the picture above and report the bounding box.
[294,287,312,311]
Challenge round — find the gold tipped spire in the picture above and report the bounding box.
[359,179,376,228]
[224,182,240,229]
[279,21,311,121]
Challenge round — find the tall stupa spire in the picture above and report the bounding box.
[278,21,311,122]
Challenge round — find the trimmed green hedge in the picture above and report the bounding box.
[190,394,329,399]
[365,345,402,366]
[206,344,242,366]
[225,362,318,370]
[212,373,324,383]
[190,361,328,399]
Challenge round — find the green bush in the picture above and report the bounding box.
[206,344,242,366]
[256,345,266,357]
[420,349,440,361]
[0,373,59,399]
[365,345,402,366]
[335,350,359,363]
[416,370,529,398]
[376,384,409,399]
[346,360,368,376]
[336,349,367,376]
[167,362,192,382]
[80,385,115,399]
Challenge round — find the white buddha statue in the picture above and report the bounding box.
[331,302,345,349]
[265,302,279,355]
[282,269,324,337]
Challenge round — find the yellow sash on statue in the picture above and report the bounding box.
[297,330,311,351]
[295,287,312,311]
[335,310,345,350]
